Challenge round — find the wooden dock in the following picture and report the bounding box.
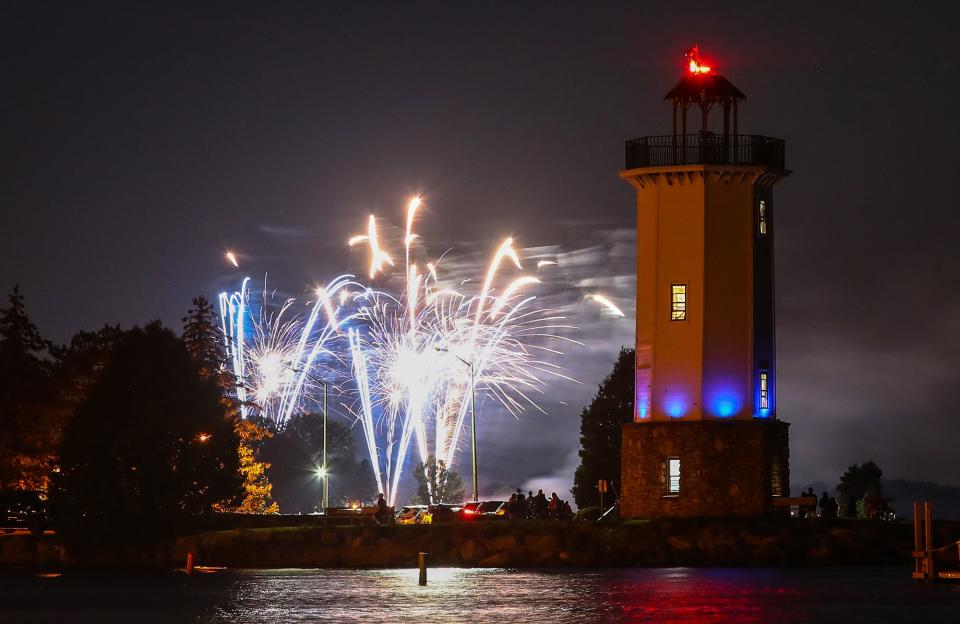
[912,501,960,582]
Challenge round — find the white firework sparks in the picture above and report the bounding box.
[219,275,358,428]
[342,198,580,504]
[218,196,625,506]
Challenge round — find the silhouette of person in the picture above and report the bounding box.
[819,492,830,518]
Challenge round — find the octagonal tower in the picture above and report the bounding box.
[619,48,791,518]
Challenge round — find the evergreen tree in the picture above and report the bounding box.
[183,295,279,513]
[182,296,231,389]
[572,347,634,509]
[49,322,243,549]
[0,286,59,490]
[837,461,883,518]
[410,456,465,505]
[53,325,124,408]
[0,286,51,360]
[215,419,279,514]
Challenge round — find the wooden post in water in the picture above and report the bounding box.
[913,502,923,579]
[924,502,935,581]
[186,552,195,575]
[418,552,428,586]
[912,501,935,581]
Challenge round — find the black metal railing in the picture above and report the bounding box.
[625,134,785,170]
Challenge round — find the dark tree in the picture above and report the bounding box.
[183,295,277,512]
[572,347,634,509]
[410,456,465,505]
[836,461,883,518]
[53,325,124,408]
[182,296,232,391]
[0,286,59,490]
[49,322,243,549]
[261,412,376,512]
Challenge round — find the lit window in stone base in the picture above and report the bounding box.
[667,457,680,494]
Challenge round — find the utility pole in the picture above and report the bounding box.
[468,359,477,502]
[434,348,479,502]
[322,379,328,510]
[291,366,330,511]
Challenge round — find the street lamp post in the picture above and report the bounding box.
[291,367,329,511]
[321,379,328,510]
[466,358,478,503]
[239,367,330,510]
[435,348,478,502]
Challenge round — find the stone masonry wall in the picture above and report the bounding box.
[620,420,789,519]
[12,517,950,569]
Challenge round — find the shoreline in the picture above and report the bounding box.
[3,518,958,570]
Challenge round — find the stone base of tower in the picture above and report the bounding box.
[620,420,789,519]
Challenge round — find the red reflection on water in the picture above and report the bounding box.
[605,569,810,623]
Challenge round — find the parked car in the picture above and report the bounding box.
[476,500,508,520]
[395,505,426,525]
[457,501,482,521]
[420,503,462,524]
[0,491,48,536]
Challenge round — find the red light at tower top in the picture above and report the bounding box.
[685,45,712,75]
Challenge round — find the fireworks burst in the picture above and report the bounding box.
[342,198,579,504]
[220,195,621,505]
[219,275,357,427]
[586,293,626,317]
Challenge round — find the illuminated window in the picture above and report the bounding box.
[759,370,769,410]
[670,284,686,321]
[667,458,681,494]
[759,200,767,236]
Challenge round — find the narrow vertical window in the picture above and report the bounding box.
[670,284,686,321]
[759,200,768,236]
[759,370,769,410]
[667,458,681,494]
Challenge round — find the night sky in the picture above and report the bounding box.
[3,2,959,499]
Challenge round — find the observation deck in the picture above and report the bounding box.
[624,133,786,171]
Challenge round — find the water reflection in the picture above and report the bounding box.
[2,566,958,623]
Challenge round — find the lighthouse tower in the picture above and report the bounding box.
[619,48,790,518]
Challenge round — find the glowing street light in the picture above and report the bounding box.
[291,366,330,511]
[197,433,211,443]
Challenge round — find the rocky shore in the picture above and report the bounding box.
[5,518,957,569]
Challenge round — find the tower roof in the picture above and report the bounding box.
[664,46,746,102]
[664,72,746,101]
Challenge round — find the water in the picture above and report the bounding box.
[1,567,958,623]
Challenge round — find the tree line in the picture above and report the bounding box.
[0,286,374,550]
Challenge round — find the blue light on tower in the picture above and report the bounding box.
[705,384,740,418]
[713,399,736,417]
[664,397,687,418]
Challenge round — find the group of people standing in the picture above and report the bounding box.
[798,487,839,519]
[507,489,573,519]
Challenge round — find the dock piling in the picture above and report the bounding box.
[418,552,428,585]
[912,501,935,581]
